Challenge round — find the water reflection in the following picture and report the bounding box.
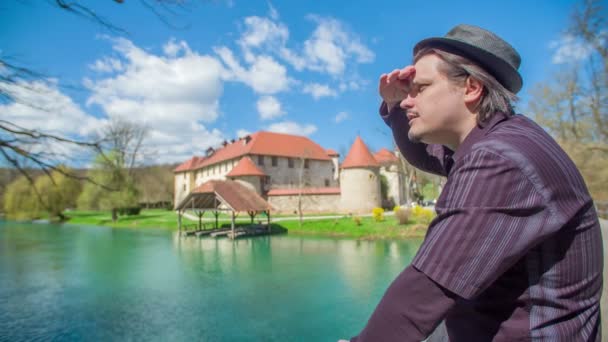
[1,221,423,341]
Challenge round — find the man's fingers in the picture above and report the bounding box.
[387,69,401,83]
[398,66,415,80]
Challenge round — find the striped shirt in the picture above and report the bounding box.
[351,103,603,341]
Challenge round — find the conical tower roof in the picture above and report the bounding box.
[341,136,380,169]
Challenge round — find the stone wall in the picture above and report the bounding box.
[268,193,341,214]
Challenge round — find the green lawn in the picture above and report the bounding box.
[63,209,430,239]
[280,216,429,240]
[64,209,192,230]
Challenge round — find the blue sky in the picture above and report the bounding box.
[0,0,595,165]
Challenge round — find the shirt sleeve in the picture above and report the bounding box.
[412,148,551,299]
[349,265,457,342]
[379,101,454,177]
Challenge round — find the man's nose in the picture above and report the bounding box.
[400,94,415,110]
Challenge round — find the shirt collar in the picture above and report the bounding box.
[452,112,511,161]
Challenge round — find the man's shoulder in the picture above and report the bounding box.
[472,114,559,165]
[468,114,589,200]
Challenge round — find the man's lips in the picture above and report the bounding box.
[406,111,419,122]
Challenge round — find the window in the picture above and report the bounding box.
[183,173,186,180]
[272,156,278,167]
[288,158,294,168]
[325,179,330,187]
[183,184,186,191]
[258,155,264,166]
[304,159,309,169]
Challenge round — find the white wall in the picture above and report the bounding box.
[339,167,381,214]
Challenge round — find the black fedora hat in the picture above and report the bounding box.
[414,24,523,94]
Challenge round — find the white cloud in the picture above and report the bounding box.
[256,95,285,120]
[236,129,252,138]
[303,83,337,99]
[0,79,104,137]
[266,121,317,136]
[215,46,290,94]
[297,15,374,76]
[163,38,191,57]
[268,3,279,20]
[231,9,374,83]
[334,111,349,123]
[238,16,288,51]
[549,34,594,64]
[85,37,226,163]
[0,79,107,165]
[89,57,123,73]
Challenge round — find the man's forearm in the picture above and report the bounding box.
[350,265,456,342]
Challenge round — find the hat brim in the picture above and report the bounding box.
[414,37,523,94]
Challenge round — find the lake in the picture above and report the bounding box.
[0,220,422,341]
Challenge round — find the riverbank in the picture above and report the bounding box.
[62,209,429,240]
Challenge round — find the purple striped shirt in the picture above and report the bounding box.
[351,103,603,341]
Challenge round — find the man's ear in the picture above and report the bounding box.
[463,76,484,106]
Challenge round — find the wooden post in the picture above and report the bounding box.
[231,210,236,239]
[178,210,182,234]
[214,197,219,230]
[267,210,271,233]
[198,211,202,230]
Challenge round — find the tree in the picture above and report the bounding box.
[3,176,40,220]
[527,0,607,201]
[1,0,194,200]
[135,165,175,208]
[33,166,82,220]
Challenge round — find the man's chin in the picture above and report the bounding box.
[408,130,423,143]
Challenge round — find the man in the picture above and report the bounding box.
[346,24,603,341]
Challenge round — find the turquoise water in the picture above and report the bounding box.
[0,221,422,341]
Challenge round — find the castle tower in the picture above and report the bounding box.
[339,136,381,213]
[226,156,267,195]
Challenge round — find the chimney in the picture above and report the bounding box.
[242,135,252,145]
[205,147,215,156]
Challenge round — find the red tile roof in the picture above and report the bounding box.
[226,156,267,177]
[267,187,341,196]
[341,136,380,169]
[181,179,271,212]
[174,131,332,173]
[373,148,399,165]
[174,156,203,172]
[326,148,339,157]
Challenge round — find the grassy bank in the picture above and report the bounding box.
[63,209,430,239]
[279,217,429,239]
[64,209,191,230]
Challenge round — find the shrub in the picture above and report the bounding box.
[372,207,384,222]
[352,216,362,226]
[118,207,142,216]
[394,207,411,225]
[412,205,435,224]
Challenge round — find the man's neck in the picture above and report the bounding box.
[445,115,478,151]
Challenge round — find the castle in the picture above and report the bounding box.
[173,131,406,214]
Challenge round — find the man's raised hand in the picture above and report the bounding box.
[379,66,415,111]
